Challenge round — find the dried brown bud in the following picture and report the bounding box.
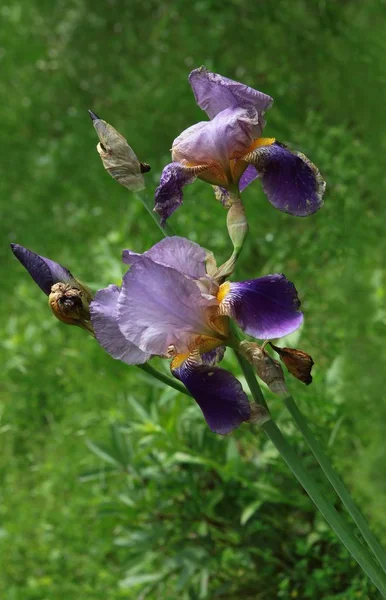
[239,341,288,396]
[270,343,314,385]
[248,402,271,426]
[92,116,148,191]
[49,282,94,335]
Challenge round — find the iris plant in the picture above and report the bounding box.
[90,236,302,434]
[10,67,386,596]
[155,67,326,224]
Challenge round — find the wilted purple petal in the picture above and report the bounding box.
[201,346,226,366]
[172,359,250,434]
[243,142,325,216]
[118,258,217,356]
[220,275,303,339]
[90,285,151,365]
[154,162,206,224]
[189,67,273,121]
[122,236,207,279]
[11,244,73,296]
[172,107,261,172]
[239,165,259,191]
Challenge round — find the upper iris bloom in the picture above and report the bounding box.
[90,236,303,434]
[154,67,325,223]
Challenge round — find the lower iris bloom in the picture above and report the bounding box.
[91,237,303,434]
[154,67,325,224]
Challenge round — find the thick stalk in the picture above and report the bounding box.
[235,351,386,597]
[134,190,176,237]
[283,394,386,574]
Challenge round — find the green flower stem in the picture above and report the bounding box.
[137,363,191,397]
[134,190,176,237]
[235,351,386,597]
[283,394,386,574]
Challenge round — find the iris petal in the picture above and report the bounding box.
[219,274,303,339]
[91,285,151,364]
[11,244,73,296]
[189,67,273,121]
[172,358,250,434]
[239,164,259,191]
[154,162,208,224]
[242,142,325,216]
[172,107,261,176]
[118,257,217,355]
[122,236,207,279]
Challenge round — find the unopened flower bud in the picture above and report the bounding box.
[49,281,94,335]
[11,244,94,335]
[89,110,149,192]
[239,341,288,396]
[226,201,248,254]
[270,343,314,385]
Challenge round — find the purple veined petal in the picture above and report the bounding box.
[239,164,259,191]
[172,107,261,178]
[219,274,303,340]
[172,358,250,434]
[90,285,151,365]
[243,142,326,216]
[118,257,218,356]
[201,345,226,366]
[122,236,207,279]
[154,162,208,224]
[189,67,273,121]
[11,243,73,296]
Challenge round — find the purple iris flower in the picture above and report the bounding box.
[154,67,326,223]
[90,236,303,434]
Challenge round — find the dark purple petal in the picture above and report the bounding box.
[154,162,205,224]
[189,67,273,121]
[221,275,303,339]
[11,244,73,296]
[239,165,259,191]
[122,236,207,279]
[243,142,325,216]
[90,285,151,365]
[173,359,250,434]
[118,258,217,356]
[201,346,226,366]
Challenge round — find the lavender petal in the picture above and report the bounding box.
[90,285,151,364]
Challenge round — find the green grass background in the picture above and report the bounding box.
[1,0,386,598]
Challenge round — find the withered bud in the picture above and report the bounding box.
[49,281,94,335]
[90,111,149,191]
[239,341,288,397]
[248,402,271,427]
[226,201,248,253]
[213,251,237,284]
[270,343,314,385]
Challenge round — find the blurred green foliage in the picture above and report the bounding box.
[1,0,386,598]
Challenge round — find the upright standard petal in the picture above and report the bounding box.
[11,244,73,296]
[172,107,262,178]
[154,162,208,224]
[172,358,250,434]
[242,142,325,216]
[122,236,207,279]
[91,285,151,365]
[189,67,273,121]
[218,274,303,340]
[118,258,218,356]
